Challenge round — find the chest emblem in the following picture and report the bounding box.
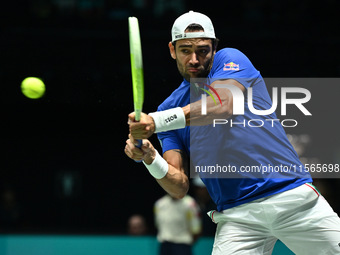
[223,62,239,71]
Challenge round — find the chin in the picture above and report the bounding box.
[192,73,205,79]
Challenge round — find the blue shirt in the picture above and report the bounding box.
[157,48,312,211]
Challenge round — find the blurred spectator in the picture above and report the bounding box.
[286,133,311,158]
[154,194,201,255]
[127,214,149,235]
[192,178,216,236]
[287,133,322,176]
[0,187,22,229]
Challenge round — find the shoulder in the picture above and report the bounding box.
[216,48,245,57]
[209,47,260,80]
[182,195,198,207]
[213,48,253,66]
[154,195,169,207]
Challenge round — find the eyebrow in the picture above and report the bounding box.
[178,44,211,48]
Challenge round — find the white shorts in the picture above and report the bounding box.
[210,183,340,255]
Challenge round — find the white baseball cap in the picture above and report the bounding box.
[171,11,216,42]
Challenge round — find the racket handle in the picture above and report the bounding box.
[134,139,143,163]
[136,139,143,148]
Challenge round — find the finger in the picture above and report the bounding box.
[129,129,143,140]
[141,140,149,150]
[141,141,153,154]
[128,134,135,144]
[128,134,142,145]
[126,139,142,155]
[125,142,144,160]
[126,138,133,148]
[132,148,144,161]
[128,112,136,122]
[124,146,132,158]
[130,123,148,134]
[124,142,135,158]
[128,139,143,156]
[129,121,139,130]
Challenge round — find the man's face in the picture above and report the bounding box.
[170,38,215,81]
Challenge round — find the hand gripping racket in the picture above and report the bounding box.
[128,17,144,154]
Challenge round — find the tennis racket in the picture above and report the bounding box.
[128,17,144,151]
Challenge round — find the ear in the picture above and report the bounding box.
[168,42,176,59]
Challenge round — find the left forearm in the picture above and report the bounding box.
[182,90,233,126]
[183,79,246,126]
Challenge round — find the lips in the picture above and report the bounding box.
[187,67,200,72]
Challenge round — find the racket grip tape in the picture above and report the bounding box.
[136,139,143,148]
[134,139,143,163]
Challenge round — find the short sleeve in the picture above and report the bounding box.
[157,130,184,154]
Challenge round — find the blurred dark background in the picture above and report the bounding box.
[0,0,339,234]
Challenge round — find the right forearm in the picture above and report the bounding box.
[155,165,189,199]
[143,148,189,199]
[126,131,189,199]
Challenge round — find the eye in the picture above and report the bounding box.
[196,49,209,57]
[181,49,190,54]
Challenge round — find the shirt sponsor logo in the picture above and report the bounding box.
[223,62,239,71]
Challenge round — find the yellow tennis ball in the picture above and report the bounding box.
[21,77,46,99]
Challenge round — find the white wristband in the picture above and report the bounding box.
[149,107,186,133]
[143,150,168,179]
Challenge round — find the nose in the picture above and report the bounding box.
[189,52,199,65]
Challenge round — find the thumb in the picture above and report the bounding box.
[128,112,136,123]
[141,140,152,153]
[141,141,157,158]
[141,141,157,164]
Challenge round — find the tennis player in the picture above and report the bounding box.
[125,11,340,254]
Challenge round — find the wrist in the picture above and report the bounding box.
[149,107,186,133]
[143,150,168,179]
[143,148,157,165]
